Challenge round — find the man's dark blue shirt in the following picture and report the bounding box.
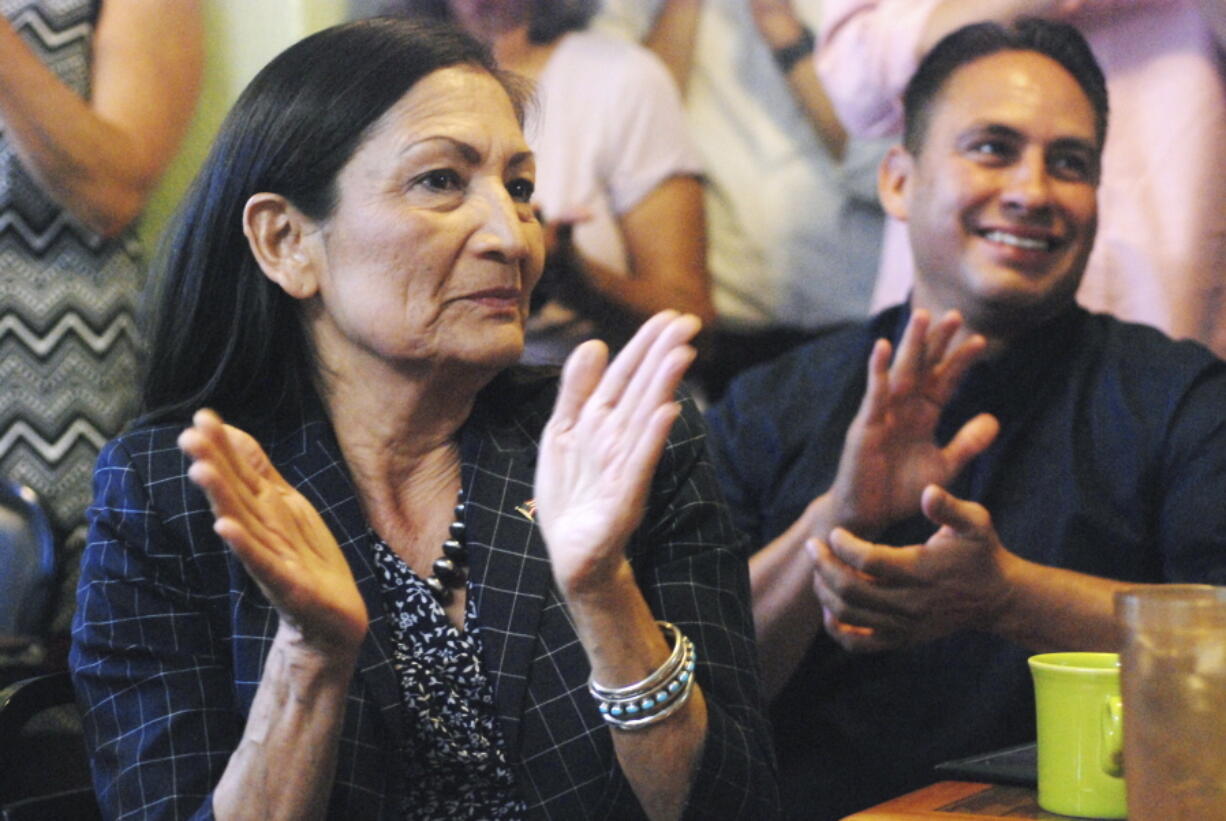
[706,304,1226,820]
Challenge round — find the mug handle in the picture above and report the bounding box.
[1100,694,1124,778]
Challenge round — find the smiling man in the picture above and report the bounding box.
[705,18,1226,820]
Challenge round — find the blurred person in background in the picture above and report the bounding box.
[0,0,202,639]
[597,0,890,399]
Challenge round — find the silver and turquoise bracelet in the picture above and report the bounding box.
[589,621,697,731]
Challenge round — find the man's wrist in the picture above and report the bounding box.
[813,482,886,540]
[983,548,1027,640]
[800,493,840,542]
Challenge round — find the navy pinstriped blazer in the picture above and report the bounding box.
[70,371,779,820]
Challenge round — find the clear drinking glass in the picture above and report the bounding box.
[1115,585,1226,820]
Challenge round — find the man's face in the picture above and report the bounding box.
[880,50,1101,334]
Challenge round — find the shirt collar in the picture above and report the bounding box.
[882,301,1087,439]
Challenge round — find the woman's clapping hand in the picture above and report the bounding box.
[179,409,368,656]
[535,311,701,599]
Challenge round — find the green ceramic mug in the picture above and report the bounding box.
[1028,652,1126,819]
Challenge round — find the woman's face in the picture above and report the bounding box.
[303,65,543,378]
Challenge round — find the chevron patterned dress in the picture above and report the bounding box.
[1,0,142,631]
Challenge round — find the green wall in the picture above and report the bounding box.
[138,0,349,253]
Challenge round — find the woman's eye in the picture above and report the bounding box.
[507,178,535,203]
[419,169,463,192]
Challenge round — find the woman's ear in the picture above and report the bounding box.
[243,192,320,299]
[877,144,914,222]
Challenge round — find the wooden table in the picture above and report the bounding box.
[841,781,1088,820]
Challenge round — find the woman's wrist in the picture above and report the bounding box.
[557,556,639,611]
[273,619,363,675]
[560,563,672,685]
[590,621,697,730]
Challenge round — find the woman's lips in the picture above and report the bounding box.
[466,287,521,307]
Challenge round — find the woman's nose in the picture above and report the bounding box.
[473,183,533,262]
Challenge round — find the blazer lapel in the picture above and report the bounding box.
[267,415,408,753]
[460,390,555,756]
[259,369,559,758]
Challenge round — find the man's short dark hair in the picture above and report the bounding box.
[902,18,1109,154]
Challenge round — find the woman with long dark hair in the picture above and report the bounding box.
[69,18,777,820]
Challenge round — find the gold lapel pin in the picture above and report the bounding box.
[515,499,537,522]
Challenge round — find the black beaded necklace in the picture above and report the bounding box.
[424,488,467,604]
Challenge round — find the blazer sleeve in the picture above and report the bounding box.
[70,431,238,821]
[629,395,782,819]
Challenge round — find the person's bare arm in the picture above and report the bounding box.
[919,0,1065,53]
[812,485,1137,654]
[0,0,202,237]
[614,176,713,325]
[552,175,715,332]
[211,631,358,821]
[750,494,840,697]
[643,0,704,95]
[750,0,848,160]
